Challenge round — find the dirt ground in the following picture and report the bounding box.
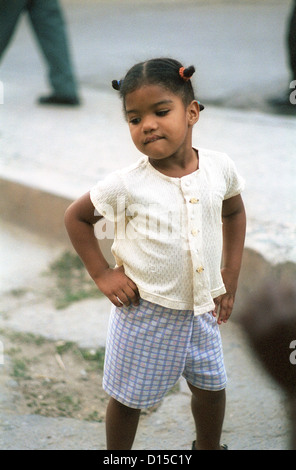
[0,250,162,425]
[1,250,109,422]
[2,329,109,422]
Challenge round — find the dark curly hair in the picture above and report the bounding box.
[112,58,204,113]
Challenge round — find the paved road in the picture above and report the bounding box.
[0,0,292,106]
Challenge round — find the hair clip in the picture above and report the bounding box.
[179,67,191,82]
[112,80,122,91]
[197,101,205,111]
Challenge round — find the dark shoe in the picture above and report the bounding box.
[192,440,228,450]
[268,95,290,107]
[267,93,296,114]
[38,95,80,106]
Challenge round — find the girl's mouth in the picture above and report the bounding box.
[144,135,163,145]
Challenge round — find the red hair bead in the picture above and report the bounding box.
[179,67,191,82]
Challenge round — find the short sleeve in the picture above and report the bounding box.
[90,171,127,221]
[224,156,245,200]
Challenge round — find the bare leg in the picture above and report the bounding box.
[188,382,226,450]
[287,0,296,82]
[105,397,141,450]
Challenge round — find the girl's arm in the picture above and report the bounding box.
[213,194,246,324]
[64,192,139,307]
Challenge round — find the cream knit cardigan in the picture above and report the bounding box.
[90,148,245,316]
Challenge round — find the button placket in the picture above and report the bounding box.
[188,200,205,291]
[180,176,208,308]
[187,194,201,250]
[181,176,204,271]
[188,200,203,274]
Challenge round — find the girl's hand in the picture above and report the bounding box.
[213,267,238,325]
[213,292,235,325]
[94,266,140,308]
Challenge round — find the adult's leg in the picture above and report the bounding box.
[27,0,79,100]
[268,1,296,110]
[188,382,226,450]
[0,0,28,60]
[105,397,141,450]
[287,0,296,82]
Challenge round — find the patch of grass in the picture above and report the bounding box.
[45,251,103,309]
[55,341,105,370]
[11,358,31,379]
[79,347,105,370]
[6,331,46,346]
[55,340,76,355]
[56,393,81,415]
[55,340,105,371]
[2,329,108,422]
[9,288,28,298]
[86,410,103,422]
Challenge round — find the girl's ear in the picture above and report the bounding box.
[187,100,200,126]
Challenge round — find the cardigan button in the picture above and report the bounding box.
[196,266,204,273]
[189,197,199,204]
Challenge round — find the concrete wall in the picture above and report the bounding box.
[0,178,114,266]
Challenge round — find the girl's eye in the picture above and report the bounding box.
[129,117,141,125]
[156,109,169,117]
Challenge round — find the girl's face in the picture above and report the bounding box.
[125,84,199,163]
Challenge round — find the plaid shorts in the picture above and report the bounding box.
[103,299,227,409]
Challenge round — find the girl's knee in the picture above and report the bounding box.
[109,397,141,416]
[187,382,226,400]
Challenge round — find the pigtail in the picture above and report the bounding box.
[112,80,122,91]
[112,58,203,110]
[179,65,195,82]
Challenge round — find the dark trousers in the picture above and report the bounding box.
[0,0,78,98]
[288,0,296,81]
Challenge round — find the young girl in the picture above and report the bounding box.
[64,58,246,450]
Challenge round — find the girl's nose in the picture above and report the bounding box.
[142,115,157,133]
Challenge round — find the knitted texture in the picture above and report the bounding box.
[90,148,245,315]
